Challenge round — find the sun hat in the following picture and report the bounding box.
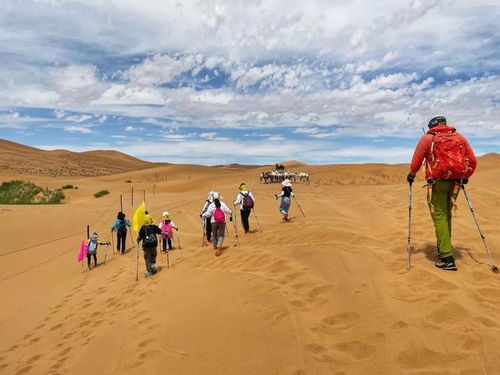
[213,192,223,200]
[144,214,153,225]
[282,179,292,187]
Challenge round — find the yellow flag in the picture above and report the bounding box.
[132,202,146,234]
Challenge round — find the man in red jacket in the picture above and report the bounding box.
[407,116,477,271]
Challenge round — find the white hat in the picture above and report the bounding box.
[282,179,292,187]
[213,192,223,200]
[162,211,169,217]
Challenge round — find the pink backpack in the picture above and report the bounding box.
[213,207,225,223]
[159,221,173,239]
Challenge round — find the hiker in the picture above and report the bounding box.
[111,211,131,254]
[86,232,110,270]
[200,191,214,244]
[158,211,178,252]
[275,179,294,221]
[407,115,477,271]
[202,192,232,256]
[233,183,255,234]
[137,214,164,277]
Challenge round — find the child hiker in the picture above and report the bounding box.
[200,191,214,244]
[233,183,255,234]
[203,192,232,256]
[158,211,178,252]
[111,211,131,254]
[86,232,110,270]
[137,214,165,277]
[275,179,294,221]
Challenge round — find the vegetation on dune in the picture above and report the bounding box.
[61,184,78,189]
[0,180,65,204]
[94,190,110,198]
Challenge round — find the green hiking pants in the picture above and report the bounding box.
[428,180,454,258]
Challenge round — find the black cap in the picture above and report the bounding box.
[428,116,447,128]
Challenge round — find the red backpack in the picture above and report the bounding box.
[428,129,471,180]
[213,207,225,223]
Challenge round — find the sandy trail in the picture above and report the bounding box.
[1,160,499,374]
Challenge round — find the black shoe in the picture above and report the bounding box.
[435,256,457,271]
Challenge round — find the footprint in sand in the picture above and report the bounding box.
[138,340,151,348]
[26,354,42,365]
[305,343,326,354]
[58,347,72,357]
[50,323,63,331]
[307,285,333,299]
[322,312,360,331]
[392,320,408,329]
[14,365,32,375]
[474,316,499,328]
[138,349,161,360]
[333,341,376,360]
[426,301,470,325]
[79,320,91,328]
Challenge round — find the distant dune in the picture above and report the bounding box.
[0,139,166,177]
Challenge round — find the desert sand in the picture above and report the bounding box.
[1,144,499,375]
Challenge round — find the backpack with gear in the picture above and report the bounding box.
[241,193,254,210]
[143,226,158,247]
[427,129,472,180]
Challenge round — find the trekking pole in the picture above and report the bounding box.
[293,196,306,217]
[462,185,499,272]
[136,243,140,281]
[111,230,116,254]
[231,216,240,247]
[252,208,263,233]
[166,249,170,269]
[176,229,182,249]
[201,219,206,247]
[104,242,111,264]
[407,182,413,270]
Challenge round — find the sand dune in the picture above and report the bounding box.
[1,152,499,374]
[0,139,164,177]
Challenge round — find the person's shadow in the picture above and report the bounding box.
[412,243,481,265]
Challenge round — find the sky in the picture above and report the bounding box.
[0,0,499,165]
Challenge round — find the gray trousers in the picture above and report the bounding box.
[211,222,226,248]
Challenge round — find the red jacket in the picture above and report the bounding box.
[410,125,477,179]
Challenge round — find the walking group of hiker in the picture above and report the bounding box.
[78,114,497,278]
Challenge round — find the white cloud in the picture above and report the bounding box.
[124,54,199,86]
[64,126,93,134]
[1,0,500,162]
[51,65,98,92]
[200,132,217,139]
[65,114,93,123]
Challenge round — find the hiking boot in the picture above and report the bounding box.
[145,272,152,277]
[435,256,457,271]
[215,247,222,257]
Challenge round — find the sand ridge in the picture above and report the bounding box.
[0,154,499,374]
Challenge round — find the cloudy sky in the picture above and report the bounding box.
[0,0,499,165]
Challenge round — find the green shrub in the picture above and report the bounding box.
[0,180,65,204]
[62,184,75,190]
[94,190,110,198]
[125,180,132,183]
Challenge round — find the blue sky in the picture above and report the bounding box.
[0,0,499,165]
